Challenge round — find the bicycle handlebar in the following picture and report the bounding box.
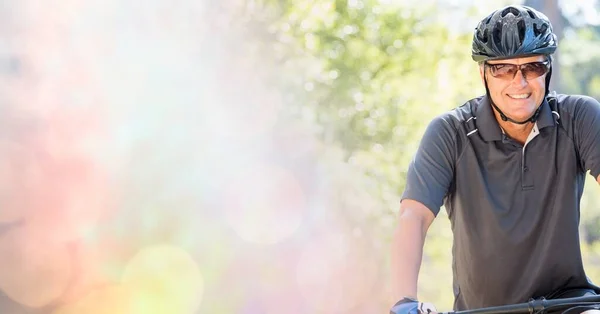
[440,295,600,314]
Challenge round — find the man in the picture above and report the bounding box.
[390,5,600,314]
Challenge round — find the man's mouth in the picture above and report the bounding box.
[507,93,531,99]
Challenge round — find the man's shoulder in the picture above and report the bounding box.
[554,93,597,103]
[553,93,600,118]
[430,95,485,132]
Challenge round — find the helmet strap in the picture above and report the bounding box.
[545,66,553,96]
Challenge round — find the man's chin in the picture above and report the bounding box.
[502,106,538,121]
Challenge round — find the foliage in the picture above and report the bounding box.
[240,0,483,310]
[223,0,600,311]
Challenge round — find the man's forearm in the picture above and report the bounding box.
[391,209,429,301]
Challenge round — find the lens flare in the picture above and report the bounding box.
[204,82,283,143]
[121,245,204,314]
[0,143,27,224]
[0,223,72,308]
[52,285,133,314]
[296,232,379,313]
[223,164,306,245]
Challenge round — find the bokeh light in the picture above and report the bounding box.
[223,163,307,245]
[52,285,133,314]
[122,245,204,314]
[0,223,72,308]
[5,0,600,313]
[52,245,205,314]
[295,231,379,313]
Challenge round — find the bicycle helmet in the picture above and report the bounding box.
[472,5,557,62]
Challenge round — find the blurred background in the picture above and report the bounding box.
[1,0,600,313]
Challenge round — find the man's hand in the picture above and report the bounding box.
[390,298,437,314]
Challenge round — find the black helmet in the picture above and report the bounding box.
[472,5,558,62]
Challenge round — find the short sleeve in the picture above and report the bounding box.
[573,96,600,179]
[401,114,458,216]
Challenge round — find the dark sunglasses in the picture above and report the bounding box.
[485,60,550,80]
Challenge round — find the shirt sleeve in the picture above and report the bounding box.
[573,96,600,179]
[401,114,458,216]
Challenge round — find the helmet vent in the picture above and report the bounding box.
[517,19,526,43]
[534,22,548,37]
[477,28,489,43]
[485,14,493,24]
[501,6,520,18]
[493,20,503,47]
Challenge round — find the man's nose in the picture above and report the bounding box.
[510,69,528,88]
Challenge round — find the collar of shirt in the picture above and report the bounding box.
[475,95,557,142]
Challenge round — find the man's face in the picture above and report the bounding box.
[479,55,549,122]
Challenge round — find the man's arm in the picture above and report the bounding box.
[391,113,458,311]
[572,96,600,181]
[391,199,435,300]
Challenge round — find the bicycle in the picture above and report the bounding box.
[440,295,600,314]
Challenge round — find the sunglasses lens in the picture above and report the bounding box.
[488,62,549,80]
[489,64,517,79]
[522,63,549,79]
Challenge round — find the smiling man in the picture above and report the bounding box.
[482,55,551,143]
[390,4,600,314]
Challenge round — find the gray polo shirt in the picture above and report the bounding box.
[402,94,600,310]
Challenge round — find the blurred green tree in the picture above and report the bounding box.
[230,0,600,310]
[237,0,486,309]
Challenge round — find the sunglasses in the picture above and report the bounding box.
[485,60,550,80]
